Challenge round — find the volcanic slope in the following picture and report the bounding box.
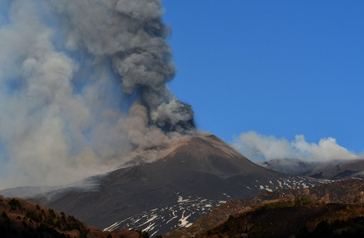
[33,134,316,236]
[166,179,364,238]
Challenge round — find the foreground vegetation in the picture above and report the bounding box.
[0,196,142,238]
[166,179,364,238]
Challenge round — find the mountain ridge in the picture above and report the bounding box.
[263,158,364,179]
[1,133,316,236]
[39,134,317,236]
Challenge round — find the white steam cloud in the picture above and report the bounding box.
[0,0,194,189]
[233,131,358,162]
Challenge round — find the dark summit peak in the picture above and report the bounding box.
[156,133,271,178]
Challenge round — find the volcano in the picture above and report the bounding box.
[2,134,316,236]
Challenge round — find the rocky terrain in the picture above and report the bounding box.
[165,179,364,238]
[3,179,364,238]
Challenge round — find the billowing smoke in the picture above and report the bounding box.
[49,0,195,132]
[0,0,194,189]
[233,131,358,162]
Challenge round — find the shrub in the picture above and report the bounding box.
[48,208,56,218]
[141,231,150,238]
[1,212,9,224]
[26,210,42,222]
[263,201,295,210]
[8,199,21,210]
[295,196,313,206]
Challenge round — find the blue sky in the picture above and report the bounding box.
[163,0,364,152]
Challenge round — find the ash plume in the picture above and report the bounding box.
[50,0,195,132]
[0,0,194,189]
[233,131,358,162]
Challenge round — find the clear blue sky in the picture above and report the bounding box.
[163,0,364,152]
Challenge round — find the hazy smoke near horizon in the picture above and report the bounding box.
[0,0,194,189]
[233,131,358,162]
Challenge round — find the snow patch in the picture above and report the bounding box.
[179,211,192,228]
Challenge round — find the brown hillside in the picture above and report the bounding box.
[165,179,364,238]
[0,196,142,238]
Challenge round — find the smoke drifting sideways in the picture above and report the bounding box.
[233,131,358,162]
[0,0,195,189]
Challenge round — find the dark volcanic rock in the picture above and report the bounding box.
[8,134,316,236]
[165,179,364,238]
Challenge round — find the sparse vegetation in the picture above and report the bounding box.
[8,199,21,211]
[165,179,364,238]
[262,200,295,210]
[141,231,150,238]
[294,195,313,206]
[0,196,143,238]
